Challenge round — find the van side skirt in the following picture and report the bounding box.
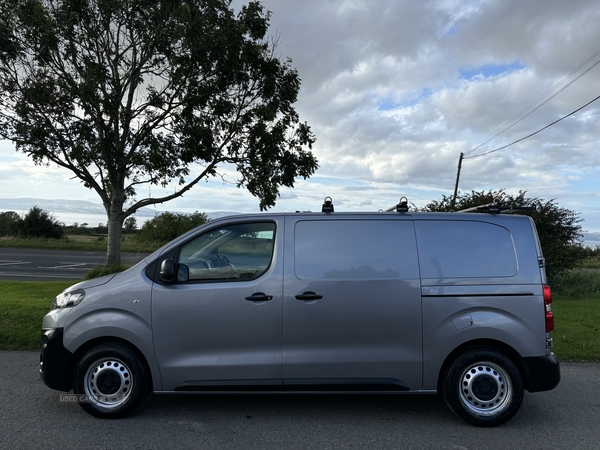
[173,378,410,392]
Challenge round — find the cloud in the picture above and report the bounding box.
[2,0,600,232]
[251,1,600,215]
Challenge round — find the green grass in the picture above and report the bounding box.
[548,266,600,362]
[552,296,600,361]
[0,281,72,351]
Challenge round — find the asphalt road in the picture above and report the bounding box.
[0,248,149,281]
[0,351,599,449]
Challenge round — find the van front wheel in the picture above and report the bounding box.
[73,342,149,418]
[443,349,524,427]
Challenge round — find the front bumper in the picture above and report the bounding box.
[523,353,561,392]
[40,328,74,392]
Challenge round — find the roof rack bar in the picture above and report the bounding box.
[458,202,535,214]
[456,202,496,213]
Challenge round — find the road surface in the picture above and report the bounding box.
[0,247,149,281]
[0,351,599,449]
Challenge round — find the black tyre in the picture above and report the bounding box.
[443,348,524,427]
[73,342,149,418]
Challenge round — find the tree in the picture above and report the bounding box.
[135,210,209,244]
[423,189,584,279]
[123,216,137,233]
[0,0,317,265]
[0,211,20,236]
[18,205,64,239]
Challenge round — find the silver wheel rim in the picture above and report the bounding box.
[83,358,133,409]
[459,361,512,416]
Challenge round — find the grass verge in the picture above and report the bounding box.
[0,281,72,351]
[552,295,600,362]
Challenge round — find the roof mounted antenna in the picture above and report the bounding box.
[322,196,334,213]
[384,196,409,213]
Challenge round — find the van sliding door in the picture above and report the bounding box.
[282,216,423,390]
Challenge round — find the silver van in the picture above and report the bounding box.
[40,202,560,426]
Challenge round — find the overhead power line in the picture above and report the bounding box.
[465,48,600,156]
[451,48,600,208]
[464,93,600,159]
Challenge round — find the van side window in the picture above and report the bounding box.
[415,220,517,278]
[294,220,419,280]
[177,222,276,282]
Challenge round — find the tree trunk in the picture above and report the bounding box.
[106,214,125,266]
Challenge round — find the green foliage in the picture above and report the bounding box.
[84,264,129,280]
[551,268,600,298]
[18,205,64,239]
[135,211,209,244]
[0,0,317,265]
[0,210,20,236]
[123,217,137,233]
[572,245,600,269]
[423,189,583,279]
[0,206,64,239]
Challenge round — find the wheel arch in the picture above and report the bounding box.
[69,337,154,394]
[436,339,532,393]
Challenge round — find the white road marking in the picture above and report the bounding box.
[47,263,90,269]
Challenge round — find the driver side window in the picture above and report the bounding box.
[177,222,276,282]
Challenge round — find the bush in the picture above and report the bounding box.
[0,211,20,236]
[572,245,600,269]
[135,211,209,244]
[16,206,64,239]
[423,189,583,280]
[84,264,129,280]
[551,268,600,298]
[123,217,137,233]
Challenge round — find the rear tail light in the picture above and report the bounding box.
[543,284,554,332]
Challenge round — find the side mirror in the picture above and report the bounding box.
[160,258,176,283]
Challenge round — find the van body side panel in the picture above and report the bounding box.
[282,216,423,389]
[415,217,547,390]
[59,268,162,390]
[421,288,545,389]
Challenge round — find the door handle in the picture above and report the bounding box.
[245,292,273,302]
[295,291,323,301]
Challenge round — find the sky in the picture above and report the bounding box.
[1,0,599,232]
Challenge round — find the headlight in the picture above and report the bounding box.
[52,289,86,310]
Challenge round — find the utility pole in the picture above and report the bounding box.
[451,152,464,210]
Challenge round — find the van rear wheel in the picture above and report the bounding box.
[73,342,149,418]
[443,348,524,427]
